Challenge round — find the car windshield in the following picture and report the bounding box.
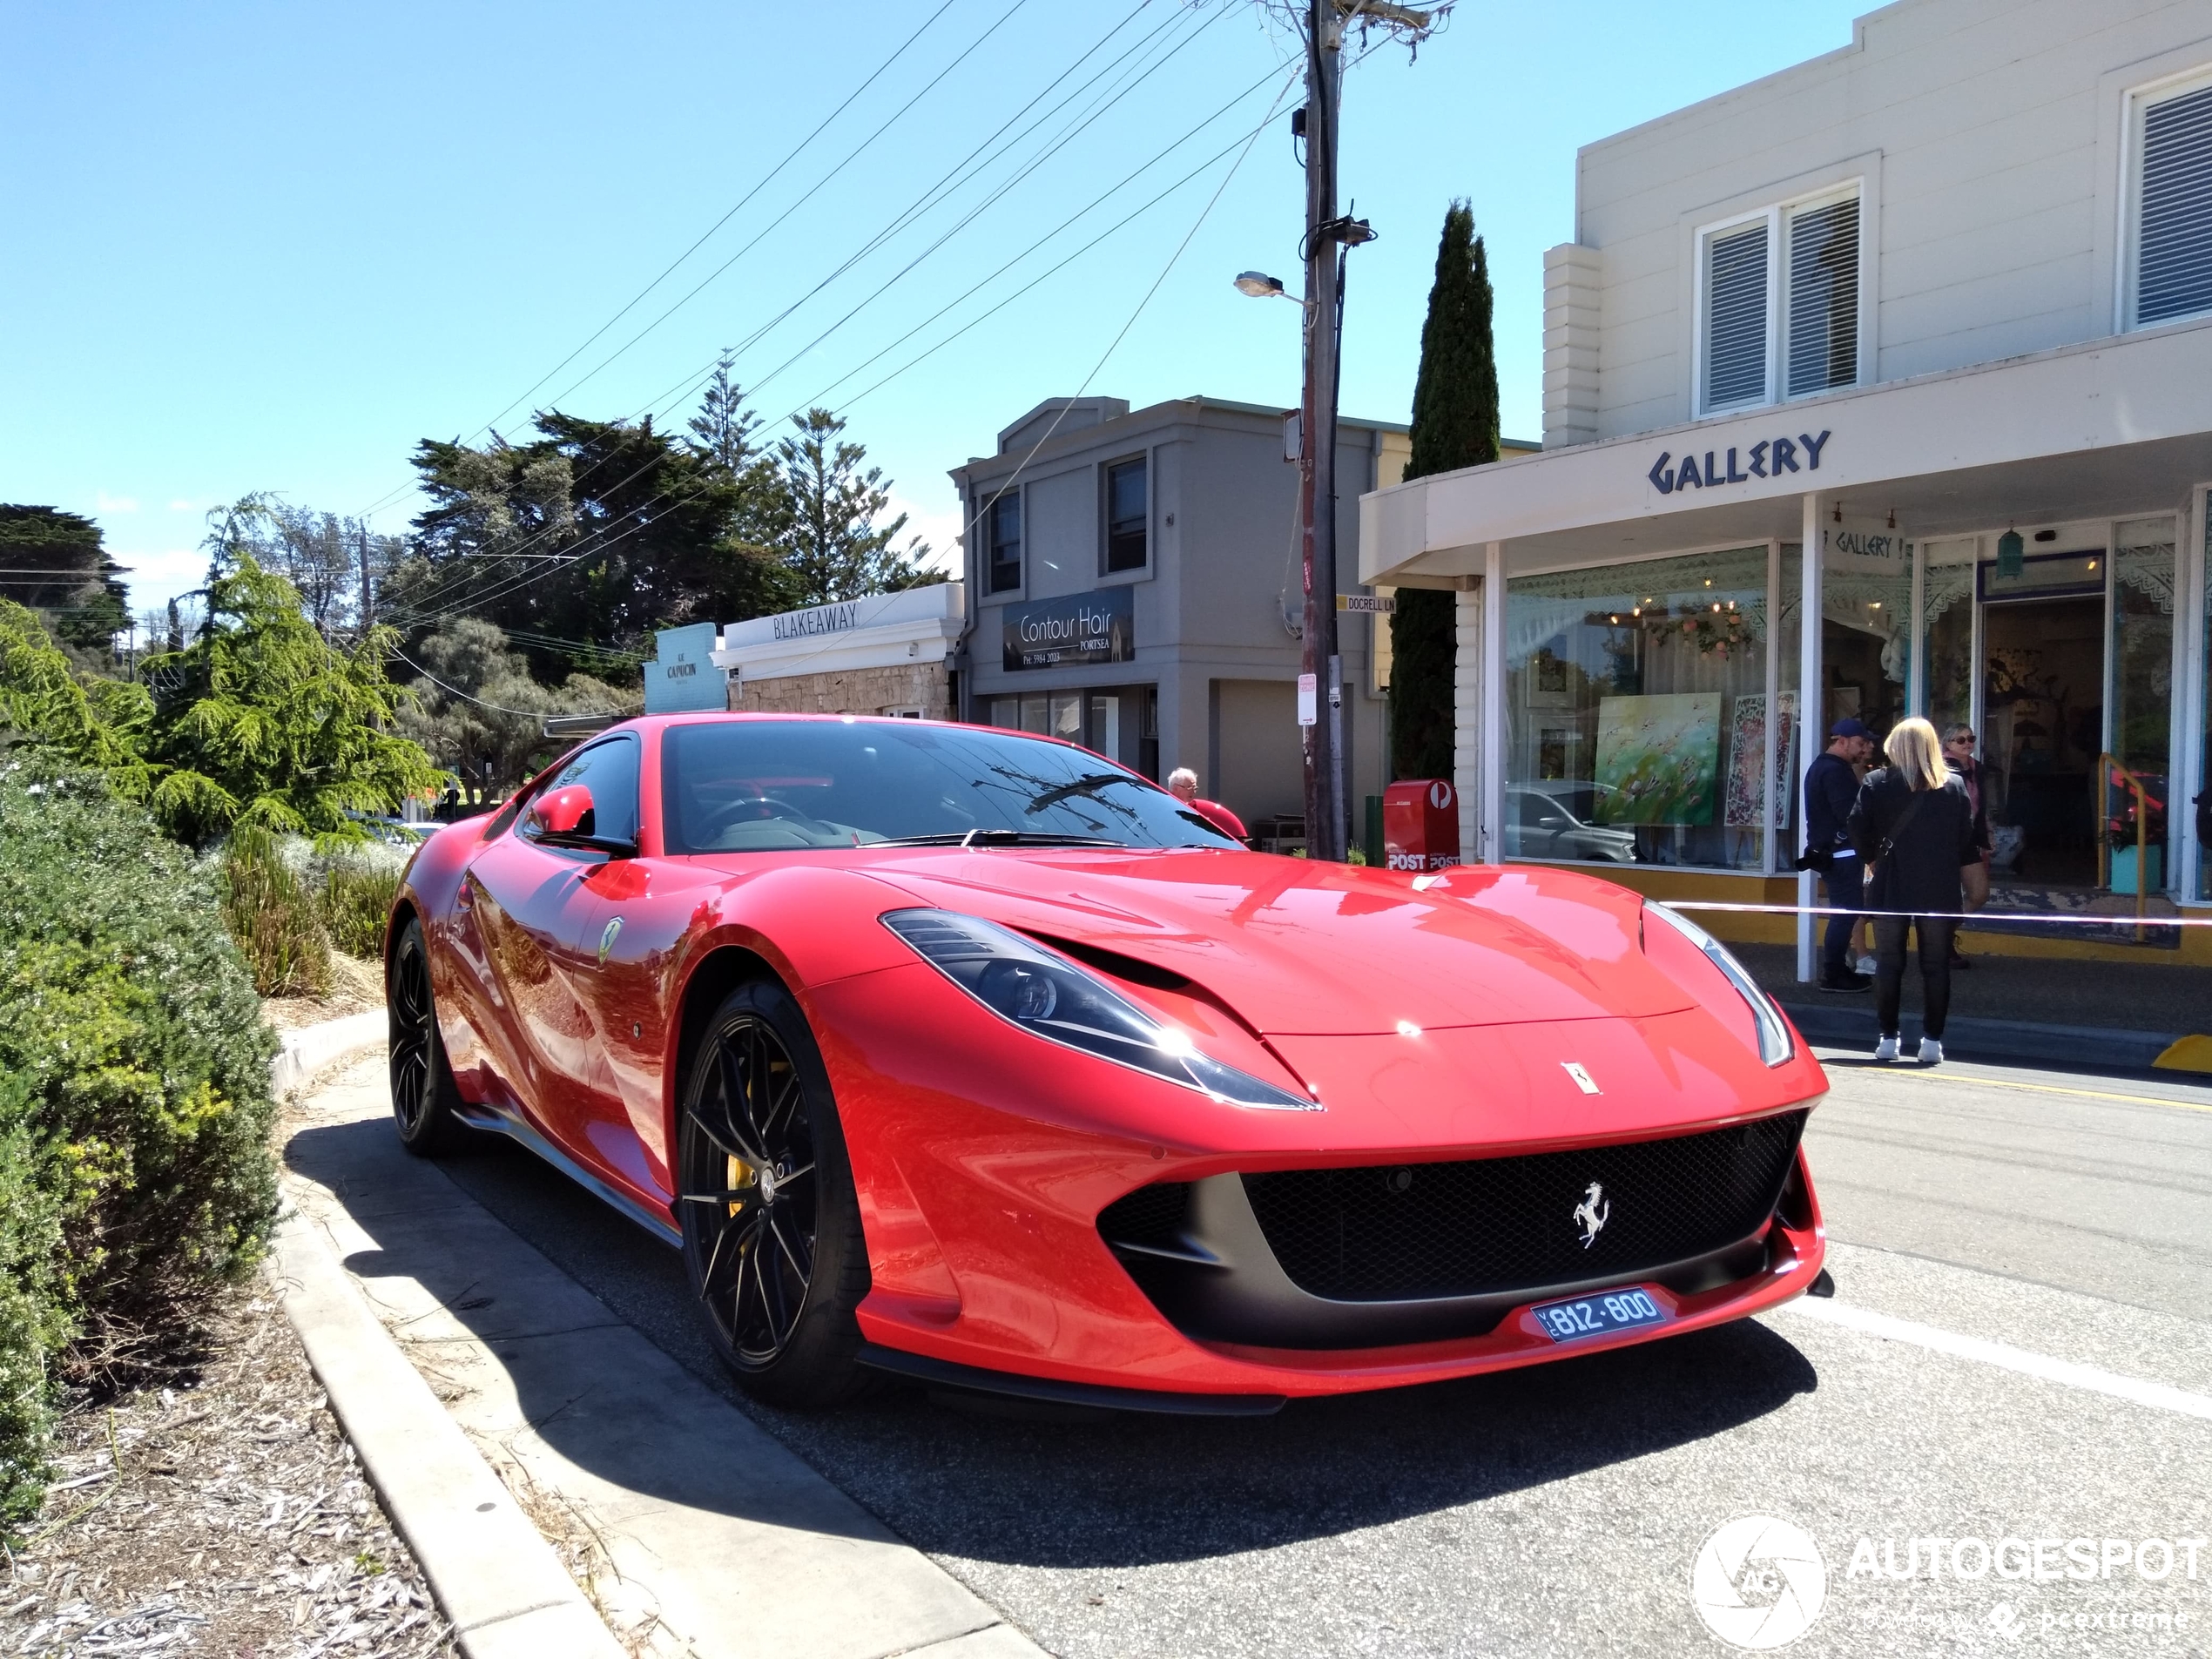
[660,718,1238,854]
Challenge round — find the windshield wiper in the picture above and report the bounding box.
[872,829,1127,848]
[1024,772,1142,814]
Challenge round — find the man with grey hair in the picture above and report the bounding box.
[1166,766,1247,843]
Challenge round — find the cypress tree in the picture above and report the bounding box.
[1389,201,1499,780]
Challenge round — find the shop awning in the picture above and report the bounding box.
[1361,317,2212,584]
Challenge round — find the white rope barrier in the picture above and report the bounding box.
[1655,900,2212,928]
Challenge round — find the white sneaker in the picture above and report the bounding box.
[1918,1037,1944,1066]
[1855,954,1878,974]
[1874,1035,1901,1062]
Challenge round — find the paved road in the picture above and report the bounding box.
[396,1052,2212,1657]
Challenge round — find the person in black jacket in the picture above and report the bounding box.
[1803,718,1877,991]
[1846,717,1979,1065]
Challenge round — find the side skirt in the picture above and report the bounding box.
[454,1104,683,1249]
[855,1342,1285,1418]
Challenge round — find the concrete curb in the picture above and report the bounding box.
[271,1009,387,1097]
[268,1211,626,1659]
[1780,1001,2182,1071]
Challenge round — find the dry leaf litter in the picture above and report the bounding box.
[2,1284,454,1659]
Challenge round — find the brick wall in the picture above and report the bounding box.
[731,660,953,718]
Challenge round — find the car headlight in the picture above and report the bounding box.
[881,908,1319,1110]
[1643,903,1795,1067]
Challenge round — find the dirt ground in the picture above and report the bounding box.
[1,1284,454,1659]
[263,953,386,1034]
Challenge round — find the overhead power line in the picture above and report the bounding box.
[387,66,1291,636]
[354,0,965,523]
[399,63,1301,638]
[381,2,1188,624]
[384,2,1230,628]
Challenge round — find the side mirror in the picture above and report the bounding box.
[530,785,596,839]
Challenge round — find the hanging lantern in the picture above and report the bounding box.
[1996,528,2025,579]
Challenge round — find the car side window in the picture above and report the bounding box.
[525,736,640,846]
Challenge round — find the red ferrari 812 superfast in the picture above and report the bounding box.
[387,713,1828,1414]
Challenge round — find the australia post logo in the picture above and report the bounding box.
[1385,779,1461,873]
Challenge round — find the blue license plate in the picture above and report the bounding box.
[1531,1287,1669,1343]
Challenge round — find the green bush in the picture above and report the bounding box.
[316,853,400,961]
[0,764,280,1527]
[219,826,333,997]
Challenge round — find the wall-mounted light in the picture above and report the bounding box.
[1997,527,2025,579]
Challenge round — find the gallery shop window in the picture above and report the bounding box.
[1696,190,1861,415]
[986,489,1022,595]
[2109,516,2176,894]
[2127,68,2212,330]
[1104,456,1148,574]
[1505,547,1782,872]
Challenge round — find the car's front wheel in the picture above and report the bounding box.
[678,979,871,1408]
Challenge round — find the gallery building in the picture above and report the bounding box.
[1359,0,2212,968]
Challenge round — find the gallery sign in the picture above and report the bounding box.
[1645,429,1831,495]
[1001,587,1135,671]
[1821,519,1911,575]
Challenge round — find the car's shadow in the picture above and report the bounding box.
[289,1117,1820,1571]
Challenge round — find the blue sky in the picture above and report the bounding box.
[1,0,1868,617]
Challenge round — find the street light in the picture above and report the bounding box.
[1234,270,1294,300]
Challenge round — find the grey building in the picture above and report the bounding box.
[948,395,1426,840]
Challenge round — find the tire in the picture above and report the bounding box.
[678,979,871,1408]
[388,917,472,1157]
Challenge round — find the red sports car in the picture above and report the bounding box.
[387,713,1827,1414]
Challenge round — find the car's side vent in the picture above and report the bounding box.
[1097,1182,1194,1253]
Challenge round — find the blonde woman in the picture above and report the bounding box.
[1845,717,1979,1064]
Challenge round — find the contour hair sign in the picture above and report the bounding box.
[1647,429,1831,495]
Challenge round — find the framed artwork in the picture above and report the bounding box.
[1593,693,1723,826]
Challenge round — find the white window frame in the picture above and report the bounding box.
[2119,62,2212,334]
[1692,182,1865,418]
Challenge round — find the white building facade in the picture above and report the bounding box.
[1361,0,2212,970]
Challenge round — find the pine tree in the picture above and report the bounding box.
[1390,201,1499,780]
[772,408,936,607]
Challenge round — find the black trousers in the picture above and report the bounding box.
[1873,914,1959,1040]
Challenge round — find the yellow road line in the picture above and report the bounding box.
[1838,1066,2212,1115]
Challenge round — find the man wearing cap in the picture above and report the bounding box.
[1804,718,1876,991]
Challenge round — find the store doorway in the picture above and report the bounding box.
[1981,596,2103,887]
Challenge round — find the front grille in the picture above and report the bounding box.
[1241,1111,1807,1302]
[1098,1182,1193,1251]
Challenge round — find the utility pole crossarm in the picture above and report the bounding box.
[1333,0,1434,29]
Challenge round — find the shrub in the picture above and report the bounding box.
[316,853,401,961]
[220,826,333,997]
[0,765,280,1526]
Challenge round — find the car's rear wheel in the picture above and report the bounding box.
[388,917,471,1157]
[678,980,871,1407]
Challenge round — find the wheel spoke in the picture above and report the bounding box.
[678,1189,749,1206]
[712,1042,769,1163]
[684,1107,749,1165]
[768,1209,812,1285]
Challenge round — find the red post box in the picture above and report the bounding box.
[1383,779,1460,872]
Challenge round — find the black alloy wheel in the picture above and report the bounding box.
[678,980,870,1406]
[388,918,470,1157]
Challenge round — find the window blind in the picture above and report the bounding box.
[1786,196,1858,395]
[2139,81,2212,326]
[1704,220,1769,409]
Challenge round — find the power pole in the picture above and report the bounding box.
[359,523,374,634]
[1295,0,1432,860]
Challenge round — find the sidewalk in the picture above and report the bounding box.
[280,1055,1046,1659]
[1734,943,2212,1071]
